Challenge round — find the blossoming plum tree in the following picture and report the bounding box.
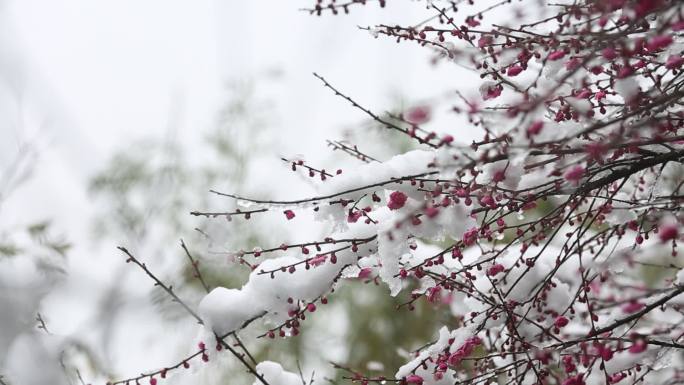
[112,1,684,385]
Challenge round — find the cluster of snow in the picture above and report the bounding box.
[199,219,377,335]
[252,361,302,385]
[201,149,478,334]
[314,150,435,228]
[395,326,473,385]
[476,158,524,191]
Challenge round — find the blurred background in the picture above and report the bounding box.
[0,1,483,384]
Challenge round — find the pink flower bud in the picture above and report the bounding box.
[406,106,431,124]
[440,135,454,145]
[284,210,296,220]
[358,268,372,279]
[482,84,502,100]
[427,286,442,303]
[617,66,633,78]
[562,374,584,385]
[564,165,585,184]
[575,89,592,99]
[602,47,618,60]
[647,35,673,51]
[666,55,684,70]
[527,121,544,137]
[347,211,363,223]
[547,50,566,61]
[591,65,604,75]
[487,263,505,276]
[658,223,679,242]
[478,35,493,48]
[628,340,647,354]
[585,142,606,162]
[565,58,582,71]
[554,316,569,328]
[599,346,614,361]
[309,254,327,266]
[424,206,440,218]
[466,17,480,27]
[388,191,408,210]
[481,195,495,208]
[621,301,644,313]
[507,65,524,76]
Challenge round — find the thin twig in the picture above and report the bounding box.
[115,247,271,385]
[180,239,210,293]
[118,246,204,324]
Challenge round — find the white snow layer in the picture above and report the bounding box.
[252,361,302,385]
[200,149,478,334]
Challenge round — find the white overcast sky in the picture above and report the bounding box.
[1,0,479,225]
